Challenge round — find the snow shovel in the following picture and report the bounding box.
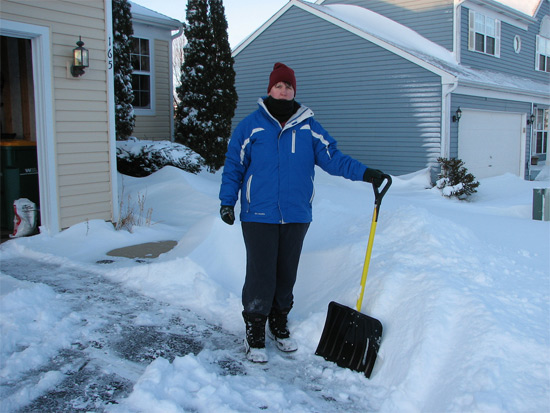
[315,174,391,378]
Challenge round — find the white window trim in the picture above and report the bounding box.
[132,36,155,115]
[0,19,60,233]
[535,35,550,72]
[514,35,521,54]
[532,108,549,156]
[468,10,501,58]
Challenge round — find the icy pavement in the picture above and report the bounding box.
[1,257,378,413]
[0,257,243,411]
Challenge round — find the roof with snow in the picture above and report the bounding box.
[129,2,182,30]
[236,0,549,101]
[488,0,542,17]
[314,0,543,18]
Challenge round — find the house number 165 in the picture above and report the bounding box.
[108,36,113,69]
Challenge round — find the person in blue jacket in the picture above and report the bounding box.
[219,62,385,363]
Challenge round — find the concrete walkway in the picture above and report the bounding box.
[106,240,178,259]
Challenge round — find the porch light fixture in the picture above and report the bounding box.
[452,107,462,123]
[71,36,89,77]
[527,113,536,125]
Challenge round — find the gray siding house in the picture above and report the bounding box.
[232,0,549,180]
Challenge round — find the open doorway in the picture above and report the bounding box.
[1,35,40,241]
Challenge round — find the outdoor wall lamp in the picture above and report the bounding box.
[527,113,536,125]
[452,107,462,123]
[71,36,89,77]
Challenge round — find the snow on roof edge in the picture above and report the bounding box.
[300,2,547,99]
[310,3,456,64]
[130,2,182,30]
[492,0,542,18]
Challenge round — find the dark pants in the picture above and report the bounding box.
[241,222,310,316]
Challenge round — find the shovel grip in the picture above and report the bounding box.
[373,174,392,217]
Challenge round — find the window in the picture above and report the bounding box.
[536,36,550,72]
[131,37,151,108]
[468,10,500,57]
[533,108,548,155]
[514,35,521,53]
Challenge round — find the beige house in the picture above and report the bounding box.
[0,1,182,235]
[130,2,182,141]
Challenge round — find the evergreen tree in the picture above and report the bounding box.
[112,0,135,140]
[175,0,238,172]
[436,157,480,199]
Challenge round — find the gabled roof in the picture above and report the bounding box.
[315,0,543,18]
[130,2,182,31]
[489,0,542,17]
[234,0,549,102]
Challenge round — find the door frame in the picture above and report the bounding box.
[1,19,59,233]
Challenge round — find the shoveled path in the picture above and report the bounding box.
[0,257,243,412]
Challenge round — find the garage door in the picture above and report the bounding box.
[458,110,524,179]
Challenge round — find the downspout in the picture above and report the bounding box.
[442,0,462,160]
[105,0,119,223]
[441,79,459,159]
[453,0,464,63]
[170,26,184,142]
[528,102,535,179]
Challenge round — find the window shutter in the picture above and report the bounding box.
[495,20,501,57]
[468,10,475,51]
[535,35,540,70]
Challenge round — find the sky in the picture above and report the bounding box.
[131,0,295,48]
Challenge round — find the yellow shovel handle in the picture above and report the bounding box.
[355,174,391,312]
[356,207,378,312]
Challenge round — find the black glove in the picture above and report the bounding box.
[220,205,235,225]
[363,168,385,188]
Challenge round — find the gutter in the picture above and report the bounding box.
[131,14,182,31]
[171,26,184,41]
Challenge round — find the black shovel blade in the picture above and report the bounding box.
[315,301,382,378]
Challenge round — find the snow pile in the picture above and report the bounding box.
[0,275,83,411]
[1,166,549,412]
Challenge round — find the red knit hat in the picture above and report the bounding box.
[267,62,296,94]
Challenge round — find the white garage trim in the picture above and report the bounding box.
[458,109,526,179]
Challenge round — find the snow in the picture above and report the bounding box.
[129,1,181,28]
[1,152,549,411]
[494,0,542,17]
[303,2,549,97]
[313,3,455,63]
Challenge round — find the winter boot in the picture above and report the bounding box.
[267,308,298,352]
[243,312,268,363]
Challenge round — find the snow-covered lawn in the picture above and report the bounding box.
[1,161,549,412]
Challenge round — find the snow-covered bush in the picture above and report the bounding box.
[117,139,202,177]
[435,157,480,199]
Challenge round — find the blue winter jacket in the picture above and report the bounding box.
[219,98,368,224]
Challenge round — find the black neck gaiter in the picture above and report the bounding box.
[264,96,299,125]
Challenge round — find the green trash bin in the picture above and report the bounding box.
[0,140,40,231]
[533,188,550,221]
